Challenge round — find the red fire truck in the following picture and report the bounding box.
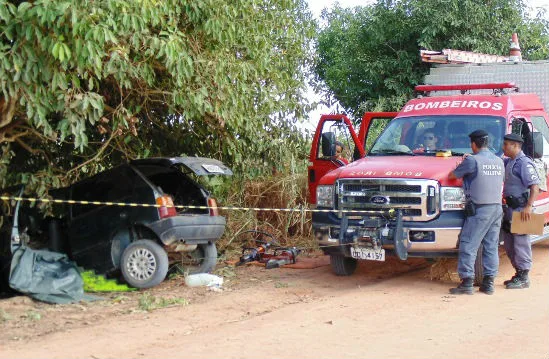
[309,60,549,283]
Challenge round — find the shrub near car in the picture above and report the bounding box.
[56,157,232,289]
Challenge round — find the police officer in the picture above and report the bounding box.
[501,133,540,289]
[448,130,504,295]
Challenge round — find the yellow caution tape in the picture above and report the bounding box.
[0,196,394,215]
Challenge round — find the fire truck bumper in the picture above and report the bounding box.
[313,210,465,259]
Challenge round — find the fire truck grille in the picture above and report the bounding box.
[348,196,421,205]
[337,179,439,221]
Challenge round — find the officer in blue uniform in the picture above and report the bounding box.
[501,133,540,289]
[448,130,504,295]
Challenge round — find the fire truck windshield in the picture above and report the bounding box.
[369,115,505,156]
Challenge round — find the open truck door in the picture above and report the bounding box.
[308,112,398,204]
[358,112,398,154]
[308,114,363,204]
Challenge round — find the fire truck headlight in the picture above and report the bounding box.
[441,187,466,210]
[316,185,334,208]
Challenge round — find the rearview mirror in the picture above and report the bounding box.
[321,132,336,157]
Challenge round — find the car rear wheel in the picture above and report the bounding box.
[330,254,357,276]
[121,239,169,289]
[180,243,217,274]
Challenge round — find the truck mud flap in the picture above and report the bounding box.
[393,210,408,261]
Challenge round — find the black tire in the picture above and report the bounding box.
[180,243,217,274]
[121,239,169,289]
[330,254,357,276]
[474,245,484,286]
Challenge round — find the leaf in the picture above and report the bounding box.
[58,43,65,62]
[89,97,102,110]
[62,44,71,60]
[51,42,60,59]
[17,2,31,14]
[0,4,10,21]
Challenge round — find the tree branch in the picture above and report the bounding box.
[0,96,17,130]
[63,132,116,179]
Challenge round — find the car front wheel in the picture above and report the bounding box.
[121,239,169,289]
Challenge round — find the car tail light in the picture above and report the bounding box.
[208,198,219,216]
[156,195,177,219]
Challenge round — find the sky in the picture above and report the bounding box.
[301,0,549,132]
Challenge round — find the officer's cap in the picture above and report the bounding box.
[468,129,489,139]
[503,133,524,143]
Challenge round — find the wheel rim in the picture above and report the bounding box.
[126,247,157,281]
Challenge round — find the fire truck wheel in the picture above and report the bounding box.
[474,245,484,286]
[330,254,357,276]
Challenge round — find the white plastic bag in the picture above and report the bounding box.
[184,273,223,288]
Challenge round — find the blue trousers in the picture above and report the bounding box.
[457,204,503,279]
[502,207,532,271]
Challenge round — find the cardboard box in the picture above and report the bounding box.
[510,211,545,235]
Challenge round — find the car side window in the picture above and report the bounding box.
[71,166,135,218]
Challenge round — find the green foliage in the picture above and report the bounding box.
[0,0,316,193]
[315,0,549,118]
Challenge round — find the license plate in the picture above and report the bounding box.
[350,246,385,261]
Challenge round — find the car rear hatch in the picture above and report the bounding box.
[131,157,232,217]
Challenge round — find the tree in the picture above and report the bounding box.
[0,0,316,196]
[315,0,549,118]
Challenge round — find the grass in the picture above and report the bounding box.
[23,310,41,321]
[137,293,188,312]
[0,308,11,322]
[216,170,315,261]
[274,281,289,288]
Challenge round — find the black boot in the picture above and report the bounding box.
[479,276,495,295]
[449,278,474,295]
[503,270,519,285]
[505,269,530,289]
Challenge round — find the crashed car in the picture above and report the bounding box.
[1,157,232,290]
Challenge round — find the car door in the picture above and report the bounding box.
[67,166,135,272]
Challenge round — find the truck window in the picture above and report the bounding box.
[531,116,549,156]
[363,117,392,152]
[370,115,505,156]
[316,119,354,163]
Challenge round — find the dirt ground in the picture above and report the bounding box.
[0,243,548,359]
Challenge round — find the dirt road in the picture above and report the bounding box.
[1,243,548,359]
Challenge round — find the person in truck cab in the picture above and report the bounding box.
[413,130,440,153]
[448,129,504,295]
[501,133,540,290]
[334,141,349,165]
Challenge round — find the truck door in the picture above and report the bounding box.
[358,112,398,154]
[308,115,362,204]
[509,113,549,224]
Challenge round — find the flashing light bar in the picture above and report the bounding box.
[415,82,517,93]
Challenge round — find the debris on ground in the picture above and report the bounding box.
[80,270,136,293]
[236,230,301,269]
[184,273,224,288]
